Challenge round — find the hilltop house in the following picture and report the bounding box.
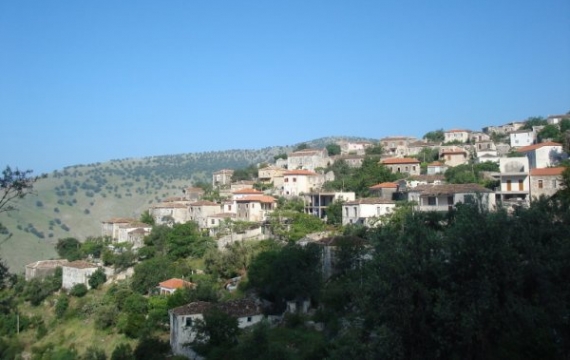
[303,191,356,219]
[427,161,448,175]
[169,299,263,358]
[342,198,396,226]
[287,148,330,171]
[101,217,137,240]
[150,202,189,225]
[368,182,398,200]
[189,201,222,228]
[62,260,99,290]
[379,136,418,157]
[182,187,205,202]
[25,259,68,281]
[158,278,194,295]
[381,158,421,176]
[516,142,566,169]
[212,169,234,188]
[496,157,530,206]
[235,195,276,222]
[116,222,152,248]
[440,149,469,167]
[339,140,373,155]
[404,183,494,212]
[529,167,565,200]
[444,129,471,143]
[258,165,287,188]
[510,130,535,148]
[282,170,327,197]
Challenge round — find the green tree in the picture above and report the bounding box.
[88,268,107,290]
[539,124,560,140]
[423,129,444,142]
[54,293,69,319]
[56,237,82,261]
[521,116,547,130]
[294,143,309,151]
[139,210,155,226]
[110,343,134,360]
[326,143,341,156]
[69,283,88,297]
[192,308,240,356]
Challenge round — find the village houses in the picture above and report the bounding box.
[61,260,99,290]
[342,198,396,226]
[444,129,471,143]
[381,157,421,176]
[287,148,330,171]
[379,136,418,157]
[516,142,565,169]
[529,167,565,200]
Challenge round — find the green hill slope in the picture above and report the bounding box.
[0,137,371,271]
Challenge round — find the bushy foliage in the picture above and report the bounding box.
[69,283,88,297]
[88,268,107,289]
[56,237,82,261]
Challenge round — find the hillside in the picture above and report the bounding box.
[0,136,371,272]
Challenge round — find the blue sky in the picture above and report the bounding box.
[1,1,569,174]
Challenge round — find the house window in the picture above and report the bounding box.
[228,205,231,211]
[285,178,289,183]
[518,179,524,191]
[447,195,454,205]
[506,180,512,191]
[412,166,416,172]
[428,197,436,206]
[397,167,401,173]
[247,316,252,322]
[211,219,215,225]
[293,178,297,182]
[538,180,543,189]
[377,206,381,215]
[344,207,348,217]
[185,317,193,327]
[552,180,557,188]
[353,207,357,217]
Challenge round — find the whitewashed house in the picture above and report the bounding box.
[61,260,99,290]
[342,198,396,226]
[516,141,566,169]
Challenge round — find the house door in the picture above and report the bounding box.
[506,180,512,191]
[518,179,524,191]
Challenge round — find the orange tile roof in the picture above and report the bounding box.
[381,157,420,165]
[64,260,98,269]
[530,167,565,176]
[158,278,193,290]
[236,195,276,203]
[516,142,563,152]
[428,161,445,166]
[369,182,398,189]
[284,169,318,176]
[232,188,263,194]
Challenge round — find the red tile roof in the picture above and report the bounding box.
[284,169,318,176]
[381,157,420,165]
[516,142,563,152]
[369,182,398,189]
[428,161,446,166]
[530,167,565,176]
[236,195,276,203]
[232,188,263,194]
[159,278,194,290]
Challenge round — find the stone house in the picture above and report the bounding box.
[169,299,263,358]
[303,192,356,219]
[116,221,152,248]
[496,157,530,206]
[516,141,566,169]
[469,132,491,143]
[62,260,99,290]
[230,181,255,192]
[368,182,398,199]
[212,169,234,188]
[205,213,236,236]
[444,129,471,143]
[379,136,418,157]
[440,149,469,167]
[183,187,205,202]
[158,278,194,295]
[529,167,565,200]
[332,154,366,168]
[287,148,330,171]
[101,217,137,240]
[339,140,373,155]
[282,170,326,197]
[232,188,265,200]
[427,161,448,175]
[405,183,494,212]
[547,114,569,125]
[381,157,421,176]
[342,198,396,226]
[189,201,222,229]
[25,259,68,281]
[510,130,535,148]
[407,141,437,157]
[258,165,287,188]
[235,195,276,222]
[150,202,189,225]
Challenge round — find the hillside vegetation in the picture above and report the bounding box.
[0,137,369,271]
